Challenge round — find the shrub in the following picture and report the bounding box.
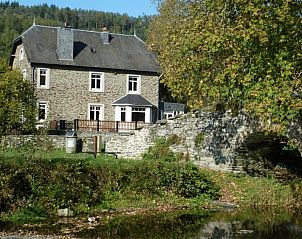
[0,154,219,219]
[194,133,205,147]
[143,136,183,162]
[114,161,218,199]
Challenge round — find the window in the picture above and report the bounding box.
[38,102,48,121]
[132,107,145,122]
[19,47,24,61]
[120,107,126,122]
[164,112,174,119]
[88,104,104,120]
[89,72,104,92]
[127,75,141,94]
[22,69,27,80]
[37,68,50,89]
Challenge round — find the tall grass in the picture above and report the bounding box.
[208,170,302,208]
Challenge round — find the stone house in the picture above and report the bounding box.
[10,24,160,129]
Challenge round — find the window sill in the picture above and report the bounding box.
[37,86,50,89]
[127,91,141,95]
[89,89,104,93]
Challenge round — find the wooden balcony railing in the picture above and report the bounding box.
[74,119,148,132]
[49,119,149,132]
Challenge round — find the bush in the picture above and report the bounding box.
[113,161,218,199]
[143,136,181,162]
[0,152,219,222]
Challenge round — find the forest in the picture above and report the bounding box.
[0,1,152,59]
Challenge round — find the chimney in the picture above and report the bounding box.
[57,27,74,60]
[100,27,109,44]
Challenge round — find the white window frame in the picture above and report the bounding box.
[132,107,146,113]
[120,107,126,122]
[164,112,174,119]
[37,68,50,89]
[131,107,146,122]
[19,47,24,61]
[38,101,48,122]
[88,103,104,121]
[89,72,104,92]
[127,74,141,94]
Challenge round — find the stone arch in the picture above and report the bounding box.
[234,131,302,177]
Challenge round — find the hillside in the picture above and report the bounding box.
[0,1,152,59]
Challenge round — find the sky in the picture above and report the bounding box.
[15,0,158,17]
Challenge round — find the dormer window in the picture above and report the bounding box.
[37,68,50,89]
[127,75,141,94]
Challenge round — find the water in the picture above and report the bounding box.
[1,209,302,238]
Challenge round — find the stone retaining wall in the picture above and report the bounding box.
[105,111,258,171]
[105,111,302,172]
[1,111,301,173]
[0,135,65,150]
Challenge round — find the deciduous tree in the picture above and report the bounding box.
[149,0,302,132]
[0,59,36,135]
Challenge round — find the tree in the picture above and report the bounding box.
[149,0,302,132]
[0,59,36,135]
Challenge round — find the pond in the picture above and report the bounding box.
[1,208,302,239]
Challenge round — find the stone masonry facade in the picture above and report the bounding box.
[13,43,159,122]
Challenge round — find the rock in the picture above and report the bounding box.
[88,216,96,223]
[238,229,254,234]
[57,208,74,217]
[210,201,237,210]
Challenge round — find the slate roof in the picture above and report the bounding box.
[112,94,154,107]
[12,25,160,74]
[159,102,185,112]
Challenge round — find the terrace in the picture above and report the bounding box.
[49,119,149,133]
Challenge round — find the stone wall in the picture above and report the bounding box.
[105,111,302,172]
[0,135,65,150]
[1,110,301,173]
[13,44,32,82]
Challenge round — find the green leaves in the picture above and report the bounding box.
[0,59,36,135]
[149,0,302,133]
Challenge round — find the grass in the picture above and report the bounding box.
[0,148,116,165]
[1,204,48,224]
[206,169,301,208]
[1,148,302,224]
[0,149,218,223]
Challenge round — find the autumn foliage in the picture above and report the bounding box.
[149,0,302,132]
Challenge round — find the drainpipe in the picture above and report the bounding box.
[157,73,164,121]
[32,66,35,85]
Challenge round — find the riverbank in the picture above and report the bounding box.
[208,170,302,208]
[2,206,302,239]
[0,149,218,224]
[1,149,302,237]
